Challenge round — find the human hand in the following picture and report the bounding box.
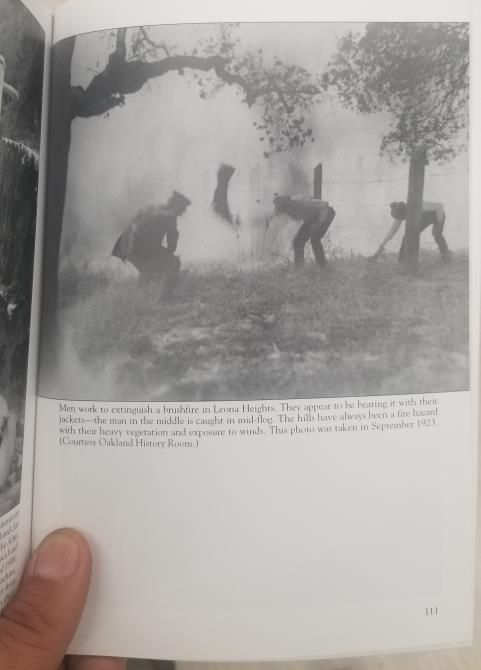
[0,529,126,670]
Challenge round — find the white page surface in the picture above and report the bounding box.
[53,0,470,43]
[33,0,479,660]
[22,0,51,28]
[34,392,476,660]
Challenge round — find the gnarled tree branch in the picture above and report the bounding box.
[71,46,320,119]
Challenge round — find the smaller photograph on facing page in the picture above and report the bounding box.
[0,0,45,516]
[39,22,469,402]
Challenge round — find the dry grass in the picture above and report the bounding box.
[51,252,469,401]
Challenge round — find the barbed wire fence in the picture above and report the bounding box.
[250,167,468,264]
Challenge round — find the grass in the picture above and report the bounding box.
[50,252,469,401]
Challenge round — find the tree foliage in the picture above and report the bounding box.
[322,23,469,162]
[71,24,321,156]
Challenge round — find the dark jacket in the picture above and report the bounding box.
[112,204,179,276]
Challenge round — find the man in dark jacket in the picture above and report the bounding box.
[112,191,191,294]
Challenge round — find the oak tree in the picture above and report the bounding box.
[322,22,469,272]
[43,24,321,343]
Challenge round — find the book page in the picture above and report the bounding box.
[0,0,51,607]
[34,0,478,661]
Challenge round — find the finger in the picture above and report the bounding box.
[0,529,92,670]
[67,657,126,670]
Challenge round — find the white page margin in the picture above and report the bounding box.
[54,0,471,44]
[21,0,52,30]
[32,0,479,660]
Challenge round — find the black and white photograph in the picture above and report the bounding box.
[39,21,469,401]
[0,0,44,514]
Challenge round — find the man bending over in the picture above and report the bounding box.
[370,201,449,261]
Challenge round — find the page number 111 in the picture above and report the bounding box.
[425,606,439,616]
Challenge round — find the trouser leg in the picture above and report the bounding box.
[138,272,152,287]
[398,235,407,262]
[432,220,450,257]
[160,255,181,298]
[310,207,335,267]
[310,232,326,266]
[293,221,313,266]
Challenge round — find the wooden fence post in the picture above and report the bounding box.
[314,163,323,199]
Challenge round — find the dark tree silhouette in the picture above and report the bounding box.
[43,24,322,347]
[323,22,469,272]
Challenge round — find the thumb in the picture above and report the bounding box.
[0,529,92,670]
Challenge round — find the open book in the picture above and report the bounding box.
[0,0,478,661]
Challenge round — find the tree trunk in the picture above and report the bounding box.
[40,38,75,364]
[402,148,427,274]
